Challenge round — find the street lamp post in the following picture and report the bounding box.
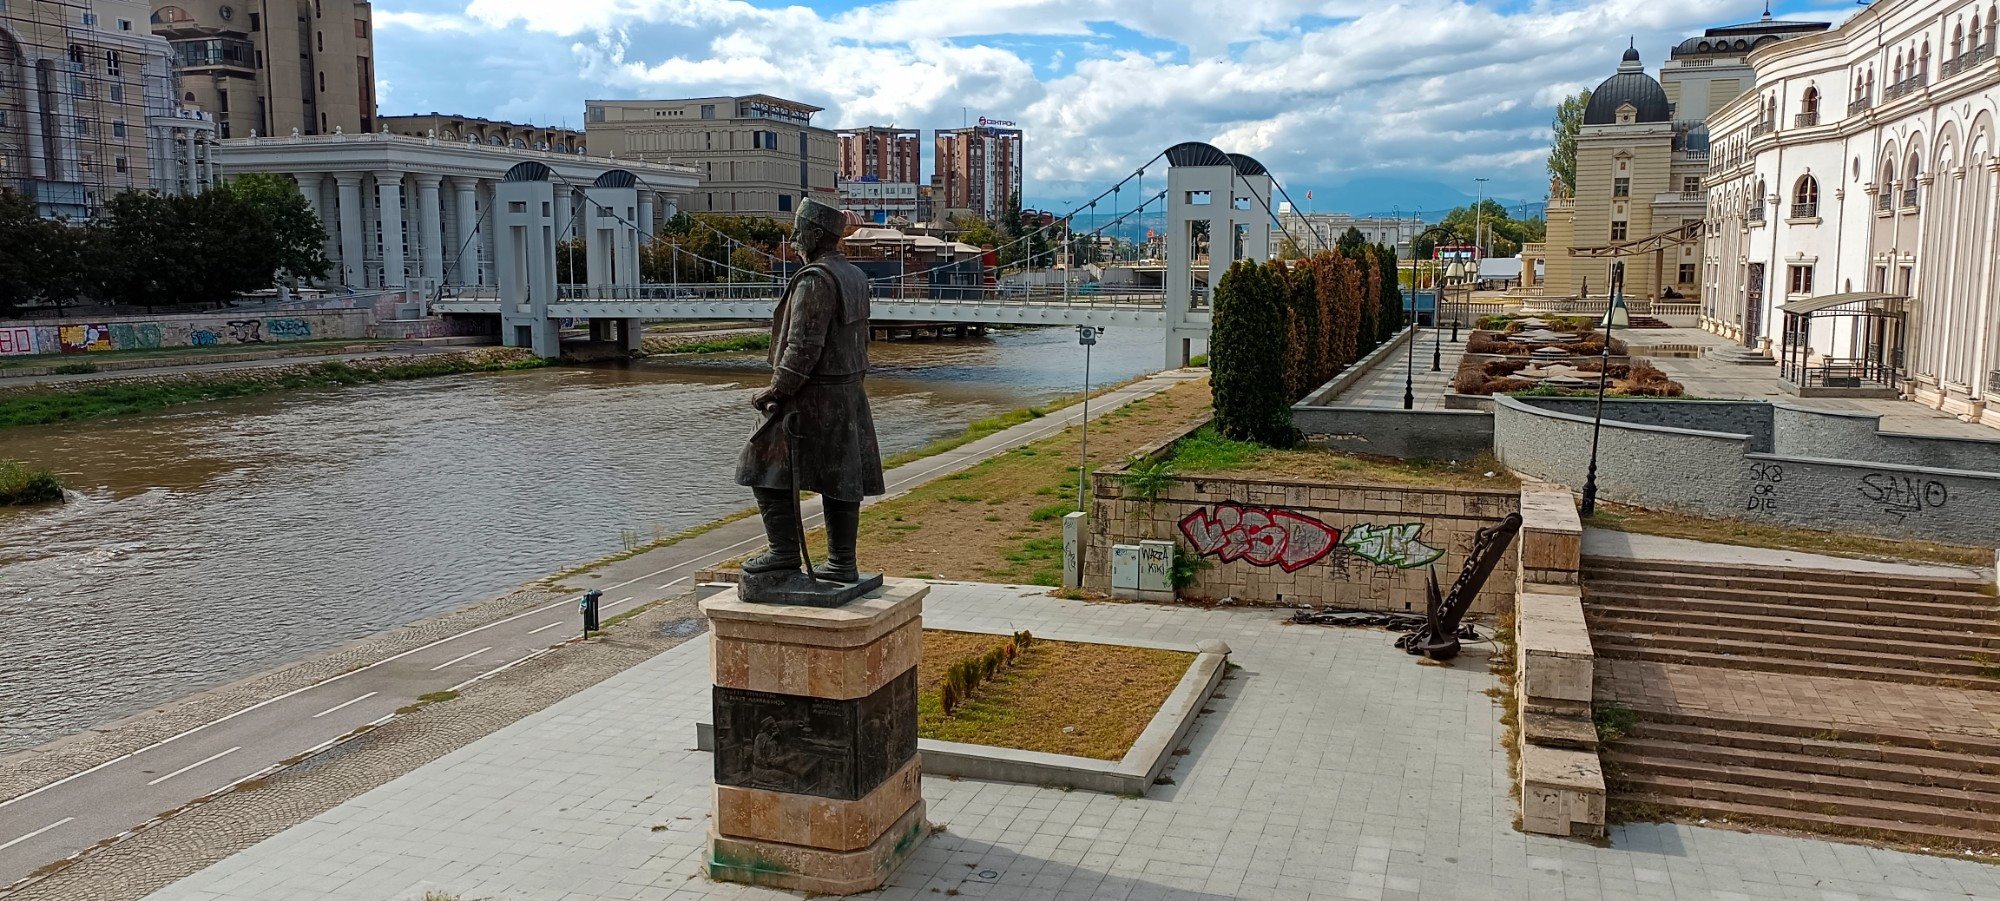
[1076,325,1099,511]
[1581,261,1629,518]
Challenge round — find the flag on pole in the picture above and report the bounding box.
[1306,191,1314,200]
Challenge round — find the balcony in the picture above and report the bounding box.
[1790,202,1818,219]
[1794,111,1819,127]
[1749,120,1774,137]
[1749,205,1766,223]
[1851,94,1874,112]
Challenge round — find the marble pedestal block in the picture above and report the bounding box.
[701,579,928,895]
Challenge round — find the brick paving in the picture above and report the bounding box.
[137,582,2000,901]
[1337,329,1469,410]
[1598,658,2000,740]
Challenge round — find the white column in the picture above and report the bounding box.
[23,69,46,179]
[334,173,366,289]
[482,179,499,285]
[452,177,479,285]
[415,174,445,284]
[638,192,656,242]
[160,128,181,193]
[555,187,574,242]
[378,171,407,288]
[184,130,197,189]
[295,173,331,284]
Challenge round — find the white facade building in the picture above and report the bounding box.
[838,178,918,223]
[1702,0,1998,424]
[1269,211,1422,258]
[219,130,700,291]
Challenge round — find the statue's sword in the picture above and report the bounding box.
[781,409,829,585]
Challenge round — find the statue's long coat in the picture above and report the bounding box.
[735,252,886,503]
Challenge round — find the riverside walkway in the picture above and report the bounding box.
[124,579,2000,901]
[0,367,1206,894]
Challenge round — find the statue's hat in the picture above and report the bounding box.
[796,196,848,237]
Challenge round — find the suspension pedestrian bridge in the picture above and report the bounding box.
[461,142,1321,368]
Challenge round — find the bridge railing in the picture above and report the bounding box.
[438,283,1170,308]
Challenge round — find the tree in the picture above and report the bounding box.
[1548,90,1591,194]
[1335,226,1368,253]
[226,173,330,285]
[557,239,587,284]
[1210,260,1296,447]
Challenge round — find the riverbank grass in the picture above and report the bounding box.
[0,349,548,429]
[0,460,64,505]
[659,334,771,355]
[917,629,1193,760]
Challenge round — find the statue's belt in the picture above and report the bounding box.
[798,371,864,386]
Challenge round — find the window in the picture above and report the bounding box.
[1610,221,1628,240]
[109,85,122,102]
[1678,264,1697,284]
[250,12,260,30]
[115,156,127,173]
[1613,177,1630,197]
[112,121,125,138]
[355,19,368,38]
[106,51,120,76]
[779,194,793,212]
[1791,175,1819,218]
[1683,176,1701,193]
[318,71,325,93]
[119,19,132,30]
[257,50,263,68]
[75,116,88,136]
[1185,191,1212,205]
[700,104,716,119]
[316,32,323,52]
[68,44,84,64]
[82,11,96,25]
[1788,264,1814,294]
[588,106,605,123]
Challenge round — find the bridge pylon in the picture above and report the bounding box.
[1162,143,1271,368]
[496,162,562,358]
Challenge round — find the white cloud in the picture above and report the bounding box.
[373,0,1805,206]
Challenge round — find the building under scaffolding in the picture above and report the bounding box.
[1,0,217,219]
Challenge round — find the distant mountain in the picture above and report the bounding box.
[1297,176,1548,221]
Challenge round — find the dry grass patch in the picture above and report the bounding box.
[1586,501,1995,569]
[917,629,1193,760]
[1191,445,1522,492]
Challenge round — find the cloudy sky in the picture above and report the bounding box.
[373,0,1856,216]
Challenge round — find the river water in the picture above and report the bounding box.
[0,327,1167,754]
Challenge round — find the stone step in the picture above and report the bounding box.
[1593,641,2000,691]
[1581,558,1993,599]
[1610,734,2000,791]
[1585,589,1999,632]
[1585,578,1999,621]
[1706,346,1778,366]
[1606,750,2000,816]
[1586,603,2000,649]
[1586,610,2000,659]
[1623,710,2000,760]
[1593,630,2000,678]
[1612,791,2000,851]
[1611,772,2000,838]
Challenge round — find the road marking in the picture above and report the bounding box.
[600,595,637,610]
[450,648,553,692]
[429,647,491,672]
[0,818,74,852]
[309,692,378,719]
[145,747,239,786]
[528,621,568,634]
[657,577,688,590]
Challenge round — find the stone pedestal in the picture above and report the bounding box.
[702,579,928,895]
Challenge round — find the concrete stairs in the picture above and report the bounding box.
[1584,556,2000,850]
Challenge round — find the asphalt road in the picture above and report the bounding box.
[0,367,1202,889]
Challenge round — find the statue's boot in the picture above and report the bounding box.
[813,497,862,583]
[742,487,803,574]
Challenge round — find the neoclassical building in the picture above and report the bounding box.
[219,130,698,291]
[1702,0,1998,424]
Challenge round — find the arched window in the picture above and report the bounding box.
[1799,86,1820,125]
[1919,41,1930,78]
[1764,95,1777,127]
[1855,73,1866,100]
[1879,159,1896,210]
[1954,24,1965,60]
[1988,5,1997,48]
[488,135,502,146]
[1866,67,1875,97]
[1904,152,1921,207]
[1752,178,1768,220]
[1793,175,1819,217]
[1894,50,1905,82]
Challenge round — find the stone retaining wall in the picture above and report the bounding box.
[1291,408,1496,461]
[1492,395,2000,547]
[0,309,372,355]
[1511,481,1605,839]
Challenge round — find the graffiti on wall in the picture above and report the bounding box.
[226,320,264,343]
[1340,523,1445,569]
[1857,473,1948,521]
[0,326,33,356]
[58,323,113,353]
[1178,503,1339,572]
[1746,461,1783,513]
[110,322,162,350]
[265,318,312,339]
[189,328,220,346]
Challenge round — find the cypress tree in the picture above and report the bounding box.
[1210,260,1295,446]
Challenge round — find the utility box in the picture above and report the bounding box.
[1062,512,1087,589]
[1137,540,1175,602]
[1111,544,1141,595]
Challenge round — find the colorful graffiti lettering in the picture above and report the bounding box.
[189,329,220,346]
[109,322,163,350]
[264,318,312,339]
[226,320,263,343]
[1178,503,1340,572]
[1857,473,1947,521]
[58,323,113,353]
[1340,523,1444,569]
[0,326,33,356]
[1746,461,1782,513]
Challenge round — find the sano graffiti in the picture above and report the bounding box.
[1857,473,1947,521]
[1179,504,1339,572]
[1341,523,1445,569]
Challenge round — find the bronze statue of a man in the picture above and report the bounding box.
[735,197,885,601]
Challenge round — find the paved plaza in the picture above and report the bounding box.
[1337,329,1469,410]
[139,581,2000,901]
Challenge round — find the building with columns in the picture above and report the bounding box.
[1701,0,1999,425]
[217,130,698,291]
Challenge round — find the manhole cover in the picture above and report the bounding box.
[658,617,705,638]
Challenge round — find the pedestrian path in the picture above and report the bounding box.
[143,582,2000,901]
[1583,528,1993,581]
[1334,329,1468,410]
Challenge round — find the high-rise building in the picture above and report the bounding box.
[934,121,1021,222]
[2,0,218,219]
[583,94,837,217]
[838,126,919,183]
[148,0,377,140]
